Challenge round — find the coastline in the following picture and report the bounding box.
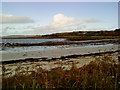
[1,38,119,47]
[1,50,119,64]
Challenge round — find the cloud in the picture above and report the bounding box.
[51,14,74,28]
[86,26,116,30]
[0,14,34,24]
[51,14,100,28]
[1,13,101,36]
[33,13,100,34]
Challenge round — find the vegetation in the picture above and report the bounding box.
[2,54,120,89]
[2,29,120,40]
[41,29,120,40]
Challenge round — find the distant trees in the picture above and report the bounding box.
[114,28,120,36]
[115,28,120,32]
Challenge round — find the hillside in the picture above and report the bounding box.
[2,29,120,40]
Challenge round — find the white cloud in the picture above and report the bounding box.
[51,14,74,28]
[50,14,99,28]
[0,14,34,24]
[33,13,100,34]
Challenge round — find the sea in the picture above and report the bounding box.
[0,38,66,52]
[0,38,118,54]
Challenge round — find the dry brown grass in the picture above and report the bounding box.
[2,55,120,89]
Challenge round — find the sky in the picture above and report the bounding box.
[0,2,118,36]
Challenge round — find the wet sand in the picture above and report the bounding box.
[2,44,118,61]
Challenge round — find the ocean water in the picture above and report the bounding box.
[0,38,118,54]
[1,38,65,44]
[0,38,65,52]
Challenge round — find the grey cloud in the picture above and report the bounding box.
[0,14,34,24]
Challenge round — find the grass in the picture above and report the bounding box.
[2,54,120,89]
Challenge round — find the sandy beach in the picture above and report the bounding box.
[1,51,119,77]
[1,43,119,77]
